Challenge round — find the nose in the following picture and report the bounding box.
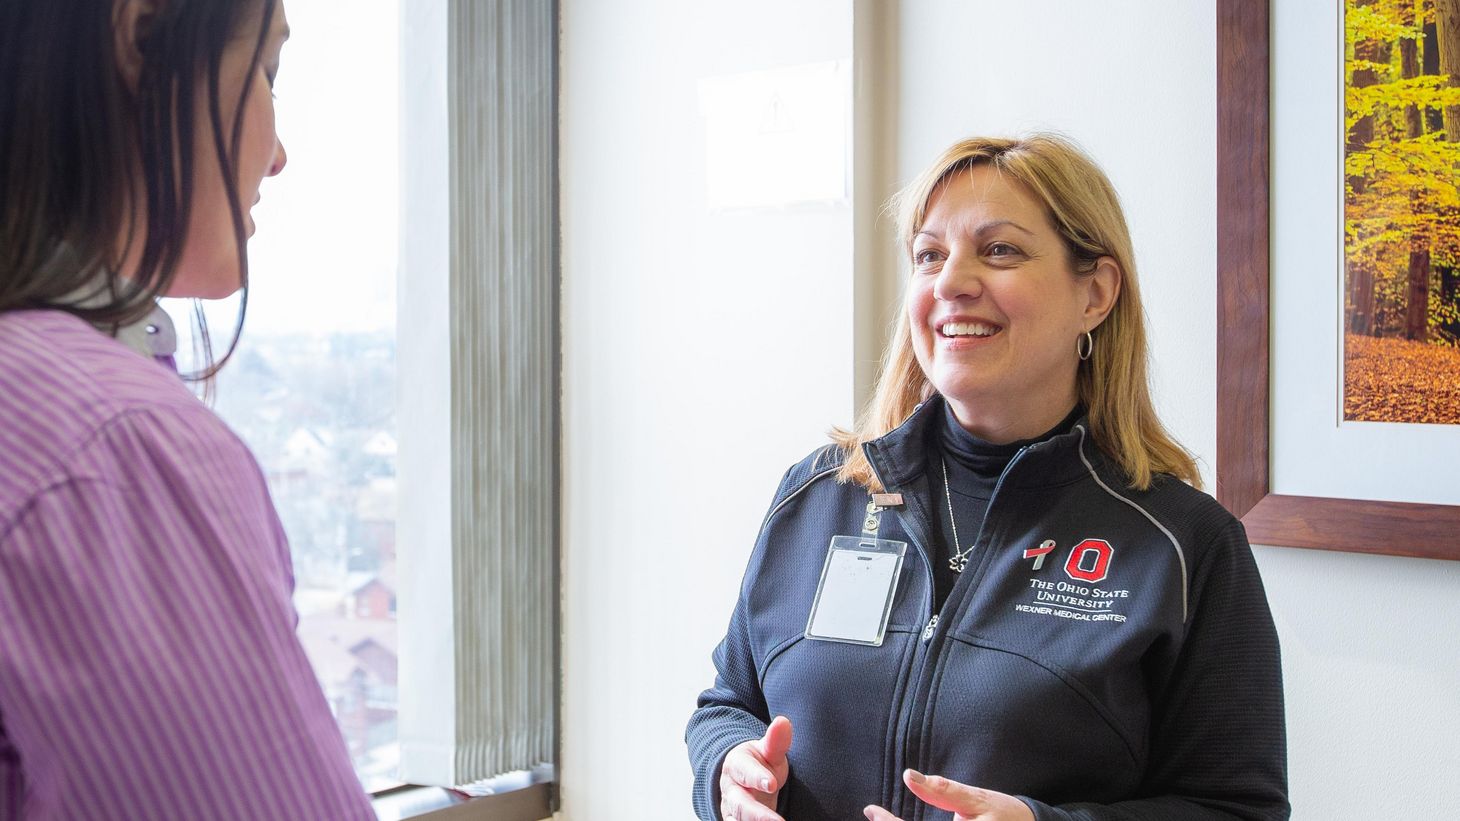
[267,137,288,177]
[932,252,982,302]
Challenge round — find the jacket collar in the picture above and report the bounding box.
[861,394,1107,492]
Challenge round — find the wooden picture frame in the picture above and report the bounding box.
[1216,0,1460,560]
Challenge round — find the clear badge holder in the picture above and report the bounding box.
[803,534,907,647]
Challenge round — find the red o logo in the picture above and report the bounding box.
[1064,539,1113,583]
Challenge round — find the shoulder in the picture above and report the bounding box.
[756,443,851,528]
[772,442,847,502]
[1123,472,1251,574]
[781,442,847,494]
[0,310,240,527]
[1133,474,1238,531]
[1136,475,1241,538]
[1073,431,1238,549]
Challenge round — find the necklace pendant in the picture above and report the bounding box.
[950,555,968,573]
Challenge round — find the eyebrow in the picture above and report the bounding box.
[915,219,1036,241]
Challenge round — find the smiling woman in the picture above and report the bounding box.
[839,135,1200,495]
[904,163,1119,445]
[687,135,1289,821]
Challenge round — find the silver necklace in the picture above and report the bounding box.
[940,458,975,573]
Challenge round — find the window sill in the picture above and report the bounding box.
[372,774,553,821]
[372,782,551,821]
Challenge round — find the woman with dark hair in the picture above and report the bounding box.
[0,1,372,817]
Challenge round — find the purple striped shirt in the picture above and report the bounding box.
[0,309,374,819]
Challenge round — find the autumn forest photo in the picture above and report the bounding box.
[1344,0,1460,423]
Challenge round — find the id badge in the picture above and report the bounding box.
[804,535,907,646]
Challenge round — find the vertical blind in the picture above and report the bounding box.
[398,0,557,788]
[449,0,557,781]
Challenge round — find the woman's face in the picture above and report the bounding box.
[906,164,1116,440]
[168,1,290,299]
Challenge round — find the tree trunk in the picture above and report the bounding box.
[1404,7,1431,342]
[1349,267,1376,336]
[1402,26,1424,136]
[1437,0,1460,140]
[1441,265,1460,341]
[1348,7,1381,336]
[1405,249,1431,340]
[1430,4,1460,343]
[1425,22,1445,132]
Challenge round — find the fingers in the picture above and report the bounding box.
[902,769,992,814]
[901,770,1033,820]
[719,719,793,821]
[759,715,793,764]
[863,805,902,821]
[719,779,785,821]
[723,744,779,793]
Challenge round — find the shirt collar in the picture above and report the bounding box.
[864,394,1099,490]
[57,276,180,362]
[111,302,178,360]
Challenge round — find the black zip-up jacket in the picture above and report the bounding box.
[687,398,1288,820]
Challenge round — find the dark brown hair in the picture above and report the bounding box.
[0,0,278,380]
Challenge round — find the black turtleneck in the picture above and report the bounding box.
[928,402,1084,610]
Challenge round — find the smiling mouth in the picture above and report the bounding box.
[938,321,1002,340]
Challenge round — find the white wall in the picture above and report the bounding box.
[892,1,1460,817]
[560,1,1460,818]
[558,1,857,816]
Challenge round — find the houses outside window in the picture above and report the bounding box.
[169,0,403,792]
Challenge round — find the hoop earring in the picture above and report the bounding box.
[1077,330,1094,361]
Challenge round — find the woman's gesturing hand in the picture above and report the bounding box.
[718,715,793,821]
[863,769,1035,821]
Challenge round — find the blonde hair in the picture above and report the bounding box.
[833,134,1199,492]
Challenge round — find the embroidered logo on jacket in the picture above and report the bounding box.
[1022,539,1057,570]
[1063,538,1113,583]
[1014,537,1130,624]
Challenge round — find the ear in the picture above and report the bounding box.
[1082,255,1122,331]
[112,0,165,91]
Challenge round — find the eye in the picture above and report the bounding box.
[986,242,1021,259]
[913,249,944,267]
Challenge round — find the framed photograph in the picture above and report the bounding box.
[1216,0,1460,560]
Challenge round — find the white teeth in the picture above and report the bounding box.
[942,321,997,338]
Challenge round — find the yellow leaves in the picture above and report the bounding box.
[1347,59,1394,79]
[1345,78,1460,130]
[1347,4,1424,45]
[1347,147,1453,183]
[1348,134,1460,182]
[1344,333,1460,423]
[1343,0,1460,353]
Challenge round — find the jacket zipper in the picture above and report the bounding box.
[921,614,939,642]
[861,442,938,629]
[897,444,1036,820]
[862,443,938,815]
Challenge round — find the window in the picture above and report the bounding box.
[168,0,403,792]
[173,0,555,801]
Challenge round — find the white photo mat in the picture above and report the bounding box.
[1270,0,1460,507]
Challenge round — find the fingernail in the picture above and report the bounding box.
[863,809,876,820]
[760,777,771,792]
[905,768,926,784]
